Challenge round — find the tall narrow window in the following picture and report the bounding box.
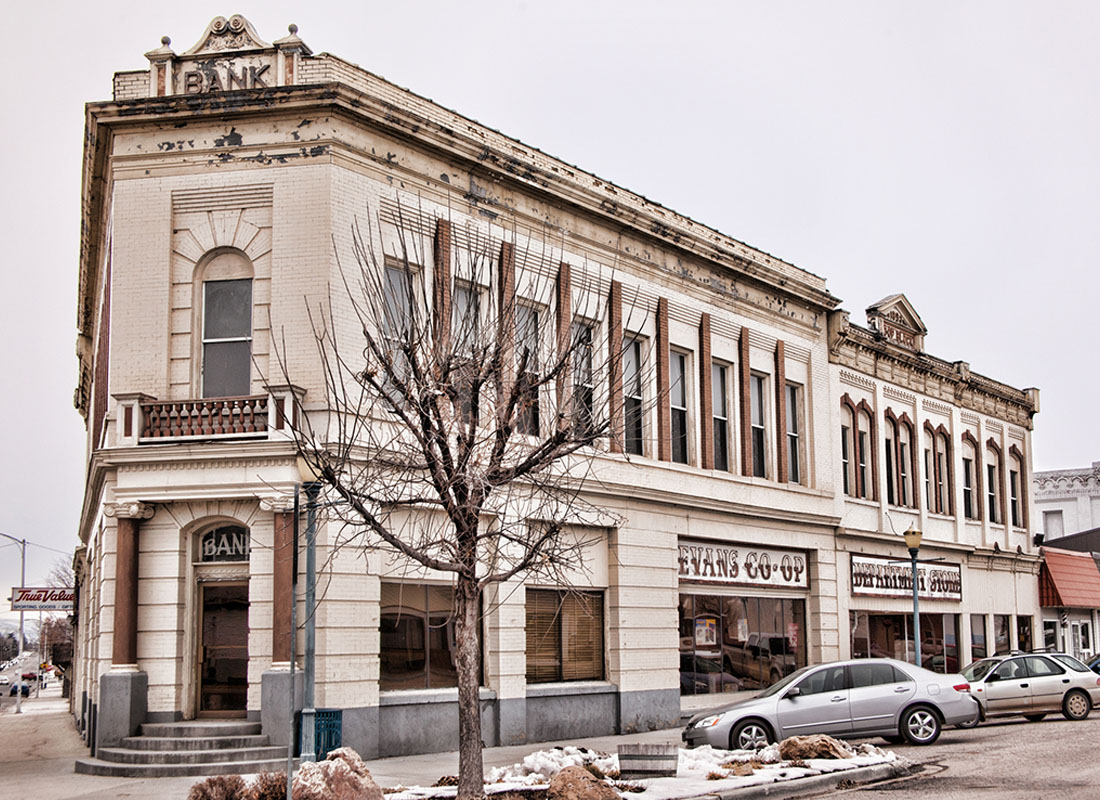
[452,281,480,354]
[623,338,644,456]
[750,374,767,478]
[1010,467,1021,527]
[962,456,975,520]
[712,363,729,472]
[515,304,541,436]
[670,351,689,464]
[202,278,253,398]
[936,431,953,516]
[987,462,1000,524]
[885,419,897,505]
[841,407,854,495]
[925,448,934,511]
[786,383,801,484]
[856,410,871,499]
[572,322,596,436]
[898,422,912,507]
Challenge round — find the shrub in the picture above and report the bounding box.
[246,771,289,800]
[188,774,247,800]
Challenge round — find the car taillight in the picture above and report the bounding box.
[953,683,971,692]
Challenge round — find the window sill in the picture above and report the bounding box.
[925,512,956,521]
[379,686,497,706]
[526,681,617,698]
[843,496,879,508]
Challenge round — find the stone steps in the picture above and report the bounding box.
[75,719,287,778]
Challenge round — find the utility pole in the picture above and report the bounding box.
[0,533,27,714]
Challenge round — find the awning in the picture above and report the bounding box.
[1039,547,1100,608]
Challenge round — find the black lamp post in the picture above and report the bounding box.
[903,524,923,667]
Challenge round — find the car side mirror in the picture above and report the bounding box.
[985,673,999,683]
[784,687,801,699]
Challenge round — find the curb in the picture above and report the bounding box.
[677,761,916,800]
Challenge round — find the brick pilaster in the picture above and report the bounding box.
[699,314,713,469]
[433,219,452,353]
[498,242,516,399]
[775,340,788,483]
[656,297,670,461]
[556,263,572,428]
[738,326,753,476]
[608,281,623,453]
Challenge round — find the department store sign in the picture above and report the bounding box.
[850,554,962,601]
[677,540,808,590]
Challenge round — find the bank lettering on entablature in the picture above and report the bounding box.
[678,539,809,590]
[138,15,310,99]
[850,553,962,601]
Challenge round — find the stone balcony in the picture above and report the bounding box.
[111,385,303,446]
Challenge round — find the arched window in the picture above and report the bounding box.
[885,410,916,508]
[936,429,953,516]
[987,439,1005,525]
[1009,445,1028,529]
[196,250,254,398]
[856,407,875,500]
[841,395,876,500]
[960,433,982,521]
[841,404,855,496]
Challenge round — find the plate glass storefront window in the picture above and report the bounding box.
[993,614,1011,654]
[971,614,988,659]
[678,593,806,694]
[850,612,959,673]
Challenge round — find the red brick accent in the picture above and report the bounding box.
[111,517,140,666]
[774,340,788,484]
[272,510,295,663]
[608,281,623,453]
[157,64,166,96]
[656,298,670,461]
[699,314,713,469]
[556,263,572,426]
[924,422,954,515]
[961,429,982,520]
[498,242,516,398]
[433,219,452,352]
[738,327,752,476]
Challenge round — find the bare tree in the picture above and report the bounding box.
[279,204,650,800]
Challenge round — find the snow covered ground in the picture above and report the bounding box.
[383,742,906,800]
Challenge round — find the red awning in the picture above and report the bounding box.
[1040,547,1100,608]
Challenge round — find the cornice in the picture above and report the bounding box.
[79,81,841,342]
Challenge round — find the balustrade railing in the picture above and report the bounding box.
[140,395,269,440]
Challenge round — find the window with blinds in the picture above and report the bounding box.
[526,589,604,683]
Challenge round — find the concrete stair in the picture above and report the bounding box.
[75,721,292,778]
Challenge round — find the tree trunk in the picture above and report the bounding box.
[454,573,484,800]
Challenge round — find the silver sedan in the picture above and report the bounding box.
[683,658,980,749]
[961,652,1100,724]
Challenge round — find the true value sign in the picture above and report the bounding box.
[850,554,963,601]
[12,587,74,612]
[678,540,809,589]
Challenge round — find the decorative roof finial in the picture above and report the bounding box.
[289,24,299,35]
[161,36,171,46]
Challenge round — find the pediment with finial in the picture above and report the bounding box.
[183,15,271,55]
[866,293,927,351]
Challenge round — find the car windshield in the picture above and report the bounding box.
[1051,654,1091,672]
[756,664,811,698]
[961,659,997,681]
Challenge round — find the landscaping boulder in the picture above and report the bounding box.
[778,734,853,760]
[293,747,383,800]
[547,766,621,800]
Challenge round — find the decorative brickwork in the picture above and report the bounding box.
[608,281,623,453]
[738,327,752,476]
[498,242,516,399]
[775,340,788,484]
[698,314,713,469]
[433,219,452,353]
[656,298,670,462]
[556,263,572,426]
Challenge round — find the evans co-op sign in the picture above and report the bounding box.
[850,554,963,601]
[11,587,74,612]
[678,541,808,589]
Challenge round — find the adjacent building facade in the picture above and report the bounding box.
[1034,462,1100,541]
[69,16,1042,761]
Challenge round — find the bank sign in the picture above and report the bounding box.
[678,541,809,589]
[850,554,963,601]
[11,587,74,612]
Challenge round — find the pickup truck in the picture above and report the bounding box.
[722,632,797,689]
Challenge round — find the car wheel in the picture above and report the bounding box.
[1023,713,1047,722]
[955,713,981,730]
[731,719,774,750]
[1062,690,1091,721]
[900,705,941,745]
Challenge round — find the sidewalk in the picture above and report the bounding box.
[0,688,904,800]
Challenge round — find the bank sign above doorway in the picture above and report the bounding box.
[850,553,962,601]
[678,540,809,590]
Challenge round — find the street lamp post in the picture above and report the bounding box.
[904,525,923,668]
[0,532,27,714]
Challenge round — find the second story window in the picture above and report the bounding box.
[623,338,644,456]
[750,374,767,478]
[670,351,689,464]
[1010,463,1022,527]
[452,281,481,355]
[786,383,802,484]
[712,362,730,472]
[987,462,1001,524]
[841,406,854,495]
[963,455,975,519]
[202,278,253,398]
[572,321,596,437]
[515,304,540,436]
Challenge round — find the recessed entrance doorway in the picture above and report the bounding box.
[198,582,249,717]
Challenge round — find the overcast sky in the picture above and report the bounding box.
[1,2,1097,623]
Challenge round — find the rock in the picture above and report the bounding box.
[293,748,384,800]
[778,734,853,761]
[547,766,621,800]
